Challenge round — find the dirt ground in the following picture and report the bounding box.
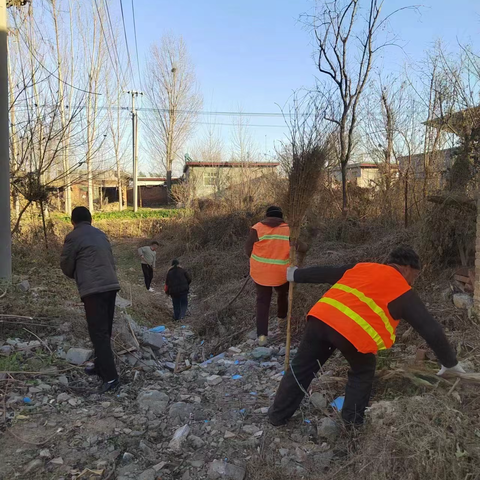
[1,226,480,480]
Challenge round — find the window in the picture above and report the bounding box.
[203,172,218,187]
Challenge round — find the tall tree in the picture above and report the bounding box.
[145,35,202,197]
[310,0,410,215]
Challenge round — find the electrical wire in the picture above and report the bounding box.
[14,16,101,96]
[93,0,122,86]
[119,0,136,87]
[131,0,142,86]
[103,0,130,88]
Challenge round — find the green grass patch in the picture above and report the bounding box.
[54,208,182,223]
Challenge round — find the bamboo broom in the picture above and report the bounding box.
[284,145,326,371]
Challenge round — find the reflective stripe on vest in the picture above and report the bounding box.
[308,263,411,354]
[251,254,290,265]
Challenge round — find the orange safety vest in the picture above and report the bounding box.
[308,263,411,354]
[250,222,291,287]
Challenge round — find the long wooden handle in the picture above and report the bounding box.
[284,245,297,371]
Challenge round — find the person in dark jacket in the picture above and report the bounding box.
[165,259,191,321]
[60,207,120,393]
[269,246,465,427]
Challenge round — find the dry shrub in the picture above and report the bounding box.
[333,394,480,480]
[419,199,476,269]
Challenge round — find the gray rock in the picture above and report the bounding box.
[242,424,260,435]
[138,469,156,480]
[24,459,43,474]
[295,447,307,463]
[207,460,246,480]
[65,347,92,365]
[313,451,334,469]
[169,402,194,421]
[169,424,190,452]
[0,345,13,356]
[279,448,289,457]
[18,280,30,292]
[57,392,70,403]
[115,295,132,309]
[247,330,257,340]
[137,390,169,414]
[206,375,223,386]
[59,375,68,386]
[252,347,272,359]
[142,332,165,350]
[122,452,135,464]
[189,434,205,449]
[453,293,473,309]
[190,460,205,468]
[317,417,339,441]
[310,392,327,410]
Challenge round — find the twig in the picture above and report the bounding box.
[7,428,59,446]
[125,316,140,349]
[0,286,7,299]
[0,366,77,375]
[448,378,461,396]
[22,327,53,355]
[174,350,182,374]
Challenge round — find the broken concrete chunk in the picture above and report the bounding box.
[115,295,132,309]
[310,392,327,410]
[207,460,246,480]
[65,348,92,365]
[137,390,169,414]
[169,402,194,421]
[317,417,339,441]
[138,469,156,480]
[251,347,272,359]
[453,293,473,309]
[224,431,236,439]
[142,332,165,349]
[313,451,334,469]
[206,375,223,386]
[189,434,205,449]
[50,457,64,465]
[18,280,30,292]
[56,393,70,403]
[242,424,260,435]
[169,424,190,452]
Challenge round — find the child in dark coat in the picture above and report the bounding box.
[165,259,191,320]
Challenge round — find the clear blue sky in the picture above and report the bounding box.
[125,0,480,167]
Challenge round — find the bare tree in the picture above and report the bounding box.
[145,34,202,197]
[309,0,411,215]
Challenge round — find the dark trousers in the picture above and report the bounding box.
[172,294,188,320]
[269,317,376,425]
[142,264,153,290]
[255,282,289,336]
[82,290,118,382]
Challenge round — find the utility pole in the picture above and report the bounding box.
[127,90,142,212]
[0,0,11,281]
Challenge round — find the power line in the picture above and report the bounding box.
[16,15,102,96]
[93,0,122,86]
[103,0,129,88]
[131,0,142,86]
[119,0,135,87]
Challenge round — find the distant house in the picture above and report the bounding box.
[329,162,399,188]
[397,148,456,182]
[126,177,180,207]
[183,160,280,199]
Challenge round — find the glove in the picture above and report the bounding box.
[436,363,466,376]
[286,266,298,283]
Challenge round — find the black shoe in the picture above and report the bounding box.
[84,365,98,376]
[98,378,120,394]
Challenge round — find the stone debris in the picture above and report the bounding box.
[65,347,93,365]
[137,390,169,414]
[317,417,340,441]
[251,347,272,359]
[453,293,473,309]
[169,424,191,452]
[207,460,246,480]
[142,331,165,350]
[310,391,327,410]
[18,280,30,292]
[206,374,223,386]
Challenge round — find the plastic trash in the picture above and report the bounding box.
[249,392,257,396]
[149,326,166,333]
[232,375,242,380]
[23,397,31,404]
[304,419,311,424]
[330,396,345,411]
[239,408,246,414]
[234,360,239,365]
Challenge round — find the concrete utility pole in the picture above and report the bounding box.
[127,90,142,212]
[0,0,11,281]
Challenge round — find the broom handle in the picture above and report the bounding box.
[284,245,296,371]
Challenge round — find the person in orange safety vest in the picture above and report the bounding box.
[268,246,465,427]
[246,206,306,347]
